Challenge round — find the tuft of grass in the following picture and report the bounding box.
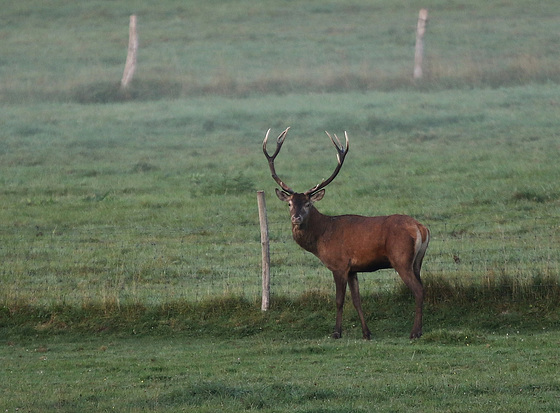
[511,190,558,203]
[195,171,256,196]
[424,272,560,307]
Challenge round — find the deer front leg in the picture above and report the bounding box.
[332,272,348,339]
[348,273,371,340]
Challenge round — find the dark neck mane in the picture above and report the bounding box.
[291,207,326,255]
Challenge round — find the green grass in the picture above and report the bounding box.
[0,334,556,412]
[2,288,559,411]
[2,303,559,412]
[2,88,559,306]
[2,0,560,102]
[2,0,560,411]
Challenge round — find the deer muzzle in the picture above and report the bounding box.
[291,214,304,225]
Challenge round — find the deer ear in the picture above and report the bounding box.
[310,189,325,203]
[275,188,291,202]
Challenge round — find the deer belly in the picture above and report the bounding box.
[347,237,392,272]
[352,256,392,273]
[350,251,392,272]
[321,254,391,273]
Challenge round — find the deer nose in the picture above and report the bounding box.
[291,215,303,225]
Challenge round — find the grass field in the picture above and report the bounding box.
[1,0,560,411]
[3,331,560,412]
[2,87,559,306]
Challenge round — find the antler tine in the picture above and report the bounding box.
[326,131,349,163]
[263,127,295,194]
[305,131,349,195]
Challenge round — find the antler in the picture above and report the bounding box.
[305,131,349,195]
[263,127,295,194]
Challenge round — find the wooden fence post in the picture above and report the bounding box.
[121,14,138,89]
[257,191,271,311]
[413,9,428,80]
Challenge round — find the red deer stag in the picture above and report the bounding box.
[263,127,430,339]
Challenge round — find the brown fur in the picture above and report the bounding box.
[277,189,430,339]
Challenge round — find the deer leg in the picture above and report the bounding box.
[332,272,348,339]
[397,269,424,339]
[348,273,371,340]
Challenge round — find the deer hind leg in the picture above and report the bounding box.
[396,267,424,339]
[391,227,429,339]
[332,271,348,339]
[348,273,371,340]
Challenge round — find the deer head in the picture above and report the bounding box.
[262,127,349,227]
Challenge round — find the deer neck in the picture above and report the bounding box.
[291,207,327,255]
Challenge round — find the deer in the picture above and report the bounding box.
[263,127,430,340]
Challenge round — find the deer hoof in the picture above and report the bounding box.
[363,331,371,340]
[410,331,423,339]
[331,332,342,339]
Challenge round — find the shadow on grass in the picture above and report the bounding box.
[1,274,559,339]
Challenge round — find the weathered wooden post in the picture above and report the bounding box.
[413,9,428,80]
[121,14,138,89]
[257,191,271,311]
